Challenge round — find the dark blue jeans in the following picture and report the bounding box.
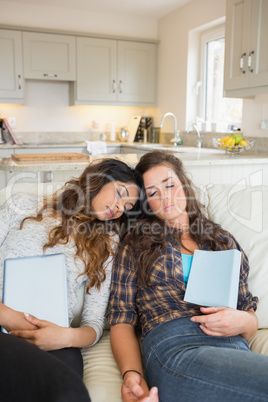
[0,332,91,402]
[142,318,268,402]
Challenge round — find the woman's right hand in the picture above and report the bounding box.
[122,371,158,402]
[0,303,37,333]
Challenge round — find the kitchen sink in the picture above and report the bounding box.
[142,144,221,154]
[171,146,221,154]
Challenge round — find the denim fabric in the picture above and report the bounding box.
[142,318,268,402]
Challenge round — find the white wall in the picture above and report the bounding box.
[242,95,268,138]
[0,80,156,136]
[0,1,157,39]
[157,0,226,131]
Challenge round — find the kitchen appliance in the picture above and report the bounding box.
[119,127,129,142]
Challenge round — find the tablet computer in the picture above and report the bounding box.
[2,253,69,333]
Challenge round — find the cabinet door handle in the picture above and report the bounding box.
[112,79,116,93]
[247,50,254,73]
[43,73,58,78]
[240,53,246,74]
[18,74,22,90]
[119,80,123,93]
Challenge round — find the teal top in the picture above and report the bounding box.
[181,253,193,285]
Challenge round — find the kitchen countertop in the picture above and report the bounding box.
[0,140,266,155]
[0,141,120,149]
[0,154,133,171]
[0,145,268,172]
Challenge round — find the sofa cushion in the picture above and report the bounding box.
[82,331,122,402]
[0,182,64,205]
[206,184,268,329]
[248,329,268,355]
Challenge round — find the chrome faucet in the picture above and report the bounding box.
[187,124,202,148]
[159,112,182,146]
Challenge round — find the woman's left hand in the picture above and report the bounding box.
[10,313,71,351]
[191,306,258,339]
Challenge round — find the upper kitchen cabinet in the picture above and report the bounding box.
[0,29,24,103]
[117,41,156,104]
[71,37,157,106]
[224,0,268,97]
[23,32,76,81]
[74,37,117,102]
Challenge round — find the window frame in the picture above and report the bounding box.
[199,23,226,123]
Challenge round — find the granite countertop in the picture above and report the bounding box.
[1,146,268,172]
[0,154,137,171]
[0,142,120,149]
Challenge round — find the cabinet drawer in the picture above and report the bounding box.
[0,148,14,158]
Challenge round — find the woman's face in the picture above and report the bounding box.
[91,180,139,221]
[143,164,188,228]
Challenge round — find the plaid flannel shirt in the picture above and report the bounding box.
[107,231,258,340]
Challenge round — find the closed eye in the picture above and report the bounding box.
[116,189,122,198]
[165,179,174,188]
[148,190,157,197]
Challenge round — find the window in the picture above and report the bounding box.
[199,25,243,131]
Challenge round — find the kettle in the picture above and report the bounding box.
[119,127,128,142]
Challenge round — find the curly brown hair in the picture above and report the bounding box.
[20,158,142,292]
[123,151,228,286]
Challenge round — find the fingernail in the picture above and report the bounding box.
[24,313,30,317]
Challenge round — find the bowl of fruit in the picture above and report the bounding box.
[213,133,254,154]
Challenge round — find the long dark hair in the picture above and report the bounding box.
[21,158,142,291]
[124,151,228,286]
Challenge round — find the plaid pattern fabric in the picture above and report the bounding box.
[107,231,258,340]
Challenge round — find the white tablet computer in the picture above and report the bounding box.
[2,253,69,333]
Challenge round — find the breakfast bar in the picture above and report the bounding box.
[1,144,268,191]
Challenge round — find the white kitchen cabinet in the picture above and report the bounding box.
[74,37,117,103]
[224,0,268,97]
[71,37,157,106]
[0,147,14,189]
[23,32,76,81]
[117,41,156,104]
[0,145,88,190]
[120,145,145,156]
[0,29,24,103]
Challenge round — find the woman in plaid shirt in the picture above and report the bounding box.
[107,151,268,402]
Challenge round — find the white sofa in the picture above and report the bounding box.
[0,181,267,402]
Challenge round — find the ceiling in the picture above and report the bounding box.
[7,0,193,19]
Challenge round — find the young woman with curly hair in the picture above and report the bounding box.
[0,157,141,402]
[108,151,268,402]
